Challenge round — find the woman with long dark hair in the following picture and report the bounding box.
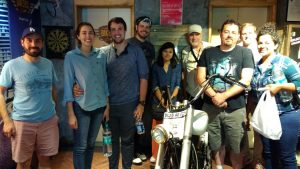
[251,23,300,169]
[150,42,181,163]
[63,22,109,169]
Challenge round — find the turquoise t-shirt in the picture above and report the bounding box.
[0,56,58,122]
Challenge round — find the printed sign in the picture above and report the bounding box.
[160,0,183,25]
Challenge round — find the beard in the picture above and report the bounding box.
[223,38,236,47]
[137,31,149,39]
[113,38,125,44]
[24,47,41,57]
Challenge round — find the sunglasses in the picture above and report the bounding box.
[137,17,152,26]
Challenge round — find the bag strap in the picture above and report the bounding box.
[190,46,199,63]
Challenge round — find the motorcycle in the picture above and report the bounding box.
[151,74,249,169]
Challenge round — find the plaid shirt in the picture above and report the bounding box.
[251,54,300,114]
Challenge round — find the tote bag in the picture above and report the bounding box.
[251,90,282,140]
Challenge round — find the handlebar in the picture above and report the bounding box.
[164,74,250,112]
[182,74,250,110]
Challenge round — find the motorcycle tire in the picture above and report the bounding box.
[161,138,212,169]
[189,143,199,169]
[197,139,212,169]
[163,139,181,169]
[188,138,212,169]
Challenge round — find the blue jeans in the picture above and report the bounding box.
[73,102,105,169]
[108,101,136,169]
[262,109,300,169]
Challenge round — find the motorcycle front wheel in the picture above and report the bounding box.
[163,139,181,169]
[189,133,212,169]
[162,138,212,169]
[197,134,212,169]
[162,140,201,169]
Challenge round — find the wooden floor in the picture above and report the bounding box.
[51,151,233,169]
[51,151,152,169]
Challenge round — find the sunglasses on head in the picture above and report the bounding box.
[137,17,152,26]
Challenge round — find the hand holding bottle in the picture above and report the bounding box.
[102,120,112,157]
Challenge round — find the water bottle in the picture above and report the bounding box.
[135,118,145,135]
[272,65,293,103]
[102,121,112,157]
[175,101,180,109]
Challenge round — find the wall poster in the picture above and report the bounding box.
[160,0,183,25]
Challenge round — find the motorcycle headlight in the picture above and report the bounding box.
[151,124,169,144]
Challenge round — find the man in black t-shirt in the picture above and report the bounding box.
[197,19,254,169]
[128,16,155,164]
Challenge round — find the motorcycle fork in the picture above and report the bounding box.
[179,105,194,169]
[155,143,165,169]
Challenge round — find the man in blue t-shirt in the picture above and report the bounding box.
[0,27,59,169]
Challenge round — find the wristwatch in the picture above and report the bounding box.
[138,100,146,106]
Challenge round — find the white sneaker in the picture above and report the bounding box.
[137,153,147,161]
[132,157,142,165]
[150,156,156,163]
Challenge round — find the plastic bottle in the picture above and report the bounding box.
[272,65,293,103]
[102,122,112,157]
[135,119,145,135]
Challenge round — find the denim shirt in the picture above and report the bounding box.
[63,47,109,111]
[151,63,181,104]
[251,54,300,114]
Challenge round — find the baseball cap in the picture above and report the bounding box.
[188,24,202,34]
[21,27,42,39]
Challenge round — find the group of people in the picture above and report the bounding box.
[1,15,300,169]
[197,20,300,169]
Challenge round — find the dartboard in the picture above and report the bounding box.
[46,29,69,53]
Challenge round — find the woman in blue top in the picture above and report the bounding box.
[151,42,181,162]
[63,22,109,169]
[251,23,300,169]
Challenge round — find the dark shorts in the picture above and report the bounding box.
[203,103,246,153]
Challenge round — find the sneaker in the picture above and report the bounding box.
[150,156,156,163]
[137,153,147,161]
[255,163,265,169]
[132,157,142,165]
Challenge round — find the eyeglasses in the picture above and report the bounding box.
[136,17,152,26]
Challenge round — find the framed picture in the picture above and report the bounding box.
[287,0,300,21]
[286,24,300,62]
[44,26,73,59]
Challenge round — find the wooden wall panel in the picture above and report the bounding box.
[208,0,277,42]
